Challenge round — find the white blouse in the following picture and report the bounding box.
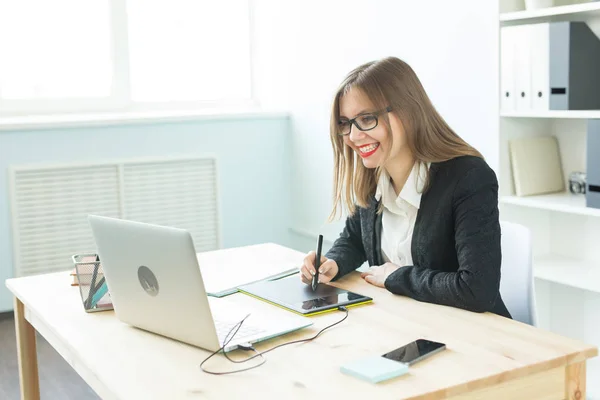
[375,162,428,267]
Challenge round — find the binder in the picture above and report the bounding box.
[514,25,532,112]
[548,22,571,110]
[530,23,550,111]
[549,22,600,110]
[501,22,600,112]
[500,26,517,111]
[587,120,600,209]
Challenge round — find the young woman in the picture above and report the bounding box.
[300,57,511,318]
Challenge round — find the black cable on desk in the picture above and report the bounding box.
[200,306,349,375]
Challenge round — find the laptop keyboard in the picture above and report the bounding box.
[214,319,267,344]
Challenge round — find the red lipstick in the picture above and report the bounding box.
[358,143,380,158]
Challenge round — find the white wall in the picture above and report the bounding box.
[0,116,293,312]
[252,0,500,249]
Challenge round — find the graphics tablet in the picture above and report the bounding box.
[238,275,373,315]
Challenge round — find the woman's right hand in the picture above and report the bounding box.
[300,251,339,285]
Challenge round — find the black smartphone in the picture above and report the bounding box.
[382,339,446,365]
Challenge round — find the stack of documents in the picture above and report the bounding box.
[197,243,303,297]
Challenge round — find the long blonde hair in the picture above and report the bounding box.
[329,56,482,220]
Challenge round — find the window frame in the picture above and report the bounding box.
[0,0,255,116]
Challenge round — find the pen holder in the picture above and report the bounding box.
[72,253,113,313]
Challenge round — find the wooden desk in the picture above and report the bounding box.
[6,270,597,399]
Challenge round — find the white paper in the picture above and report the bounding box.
[197,243,304,297]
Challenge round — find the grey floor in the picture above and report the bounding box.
[0,312,100,400]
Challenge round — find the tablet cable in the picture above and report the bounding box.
[200,306,349,375]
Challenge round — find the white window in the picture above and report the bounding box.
[0,0,252,115]
[127,0,252,104]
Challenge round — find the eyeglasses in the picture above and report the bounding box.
[337,106,392,136]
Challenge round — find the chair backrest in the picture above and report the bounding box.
[499,221,537,326]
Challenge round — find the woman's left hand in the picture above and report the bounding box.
[360,262,401,288]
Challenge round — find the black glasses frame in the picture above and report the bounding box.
[337,106,392,136]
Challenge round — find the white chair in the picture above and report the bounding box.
[499,221,537,326]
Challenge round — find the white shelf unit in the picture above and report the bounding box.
[501,110,600,119]
[534,254,600,292]
[500,192,600,217]
[499,2,600,397]
[500,2,600,25]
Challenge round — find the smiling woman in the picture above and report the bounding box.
[330,58,483,217]
[299,56,511,318]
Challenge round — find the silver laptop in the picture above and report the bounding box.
[88,215,312,352]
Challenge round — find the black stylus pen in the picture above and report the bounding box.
[312,235,323,291]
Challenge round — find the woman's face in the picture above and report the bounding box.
[338,88,408,169]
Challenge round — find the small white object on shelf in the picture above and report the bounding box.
[501,0,525,13]
[525,0,553,10]
[500,1,600,25]
[501,192,600,217]
[534,254,600,293]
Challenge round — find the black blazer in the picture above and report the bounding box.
[325,156,511,318]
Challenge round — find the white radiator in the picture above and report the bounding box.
[9,156,221,277]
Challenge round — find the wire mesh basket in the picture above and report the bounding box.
[72,253,113,313]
